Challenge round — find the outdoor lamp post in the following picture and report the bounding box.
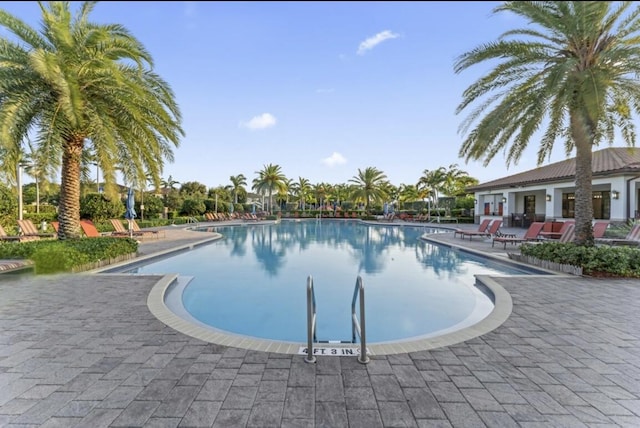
[17,163,24,221]
[92,162,100,193]
[140,192,144,222]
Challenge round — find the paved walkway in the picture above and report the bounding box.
[1,221,639,427]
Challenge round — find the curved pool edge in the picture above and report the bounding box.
[146,273,514,356]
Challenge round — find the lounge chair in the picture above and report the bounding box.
[538,220,575,240]
[0,224,23,242]
[17,219,55,238]
[460,220,502,241]
[79,220,103,238]
[492,222,544,249]
[131,219,164,239]
[592,221,609,239]
[109,219,141,237]
[558,223,575,243]
[454,219,491,239]
[595,223,640,246]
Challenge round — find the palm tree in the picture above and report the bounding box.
[23,138,59,214]
[290,177,312,211]
[454,1,640,245]
[161,175,180,191]
[312,182,329,210]
[252,164,287,213]
[417,167,446,210]
[348,167,389,211]
[398,184,421,210]
[0,2,183,239]
[229,174,247,204]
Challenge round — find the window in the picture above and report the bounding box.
[562,192,610,219]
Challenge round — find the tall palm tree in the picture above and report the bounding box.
[348,167,389,211]
[0,2,183,239]
[417,167,446,210]
[290,177,312,211]
[312,182,329,210]
[229,174,247,204]
[454,1,640,245]
[398,184,421,210]
[23,138,59,214]
[252,164,287,213]
[161,175,180,191]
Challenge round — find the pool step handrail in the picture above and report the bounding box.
[351,276,369,364]
[305,275,317,363]
[305,275,369,364]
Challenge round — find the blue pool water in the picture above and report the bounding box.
[125,220,543,343]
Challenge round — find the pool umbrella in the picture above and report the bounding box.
[229,202,234,217]
[124,187,137,238]
[252,203,256,215]
[383,202,388,216]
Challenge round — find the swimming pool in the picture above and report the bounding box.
[123,220,544,347]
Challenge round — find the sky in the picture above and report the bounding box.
[1,1,587,189]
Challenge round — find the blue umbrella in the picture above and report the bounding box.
[252,203,256,215]
[383,202,388,216]
[125,187,136,237]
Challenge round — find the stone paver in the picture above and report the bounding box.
[0,222,639,427]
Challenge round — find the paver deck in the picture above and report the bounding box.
[0,221,639,427]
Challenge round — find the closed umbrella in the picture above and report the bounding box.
[383,202,388,216]
[124,187,137,238]
[229,202,234,218]
[252,203,256,215]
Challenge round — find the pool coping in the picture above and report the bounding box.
[145,271,519,357]
[104,221,563,356]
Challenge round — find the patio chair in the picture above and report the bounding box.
[592,221,609,239]
[454,218,491,239]
[595,223,640,246]
[79,220,103,238]
[492,221,544,249]
[130,219,164,239]
[17,219,55,238]
[0,224,23,242]
[538,220,575,240]
[460,220,502,241]
[109,219,141,237]
[558,223,575,243]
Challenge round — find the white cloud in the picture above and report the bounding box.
[240,113,277,130]
[321,152,347,167]
[357,30,399,55]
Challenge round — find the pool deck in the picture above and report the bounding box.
[1,220,639,427]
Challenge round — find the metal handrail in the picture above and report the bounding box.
[351,276,370,364]
[305,275,317,363]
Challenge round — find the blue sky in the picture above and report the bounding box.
[2,1,578,189]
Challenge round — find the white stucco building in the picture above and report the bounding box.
[467,147,640,227]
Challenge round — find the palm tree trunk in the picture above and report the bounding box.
[571,112,594,245]
[58,137,84,239]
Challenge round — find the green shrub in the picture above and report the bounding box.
[32,245,90,274]
[0,184,18,227]
[80,193,124,222]
[0,237,138,274]
[520,242,640,278]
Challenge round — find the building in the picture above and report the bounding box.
[467,147,640,227]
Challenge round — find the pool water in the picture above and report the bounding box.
[126,220,541,343]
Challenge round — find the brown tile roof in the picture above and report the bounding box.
[468,147,640,191]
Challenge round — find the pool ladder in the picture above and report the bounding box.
[305,275,369,364]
